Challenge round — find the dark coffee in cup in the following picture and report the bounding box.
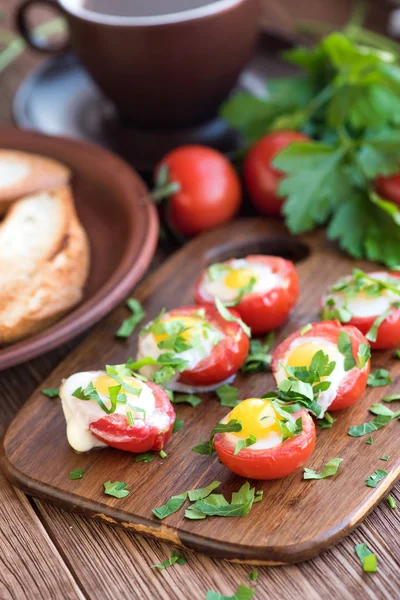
[82,0,220,17]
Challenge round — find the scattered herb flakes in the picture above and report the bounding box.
[116,298,145,339]
[365,469,388,488]
[187,480,221,502]
[126,411,135,426]
[383,394,400,402]
[215,297,251,338]
[159,450,167,459]
[367,369,392,387]
[303,458,343,480]
[338,331,357,371]
[300,323,312,335]
[216,384,240,407]
[69,468,84,480]
[103,481,130,499]
[366,436,373,445]
[206,584,255,600]
[379,455,390,461]
[172,394,202,407]
[152,492,188,520]
[248,570,258,582]
[172,419,184,433]
[348,413,395,437]
[185,482,262,520]
[366,309,393,343]
[192,419,243,455]
[387,495,397,509]
[135,452,155,463]
[317,412,335,429]
[234,434,257,456]
[42,387,60,398]
[357,343,371,369]
[369,403,399,417]
[355,543,378,573]
[152,550,186,570]
[242,338,274,375]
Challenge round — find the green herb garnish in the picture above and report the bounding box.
[379,455,390,461]
[355,543,378,573]
[192,419,243,455]
[173,419,184,433]
[365,469,388,488]
[234,434,257,456]
[187,480,221,502]
[126,411,134,426]
[152,550,186,570]
[116,298,145,339]
[206,584,255,600]
[208,263,229,281]
[135,452,155,463]
[42,387,60,398]
[366,436,373,445]
[300,323,312,335]
[159,450,167,459]
[366,308,394,343]
[338,331,357,370]
[104,481,130,499]
[248,570,258,582]
[69,468,84,480]
[303,457,343,480]
[172,394,202,407]
[216,384,240,407]
[317,412,335,429]
[241,333,274,373]
[153,492,188,519]
[215,297,251,337]
[383,394,400,402]
[367,369,392,387]
[387,495,397,509]
[185,482,262,520]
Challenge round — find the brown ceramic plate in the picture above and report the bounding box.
[0,127,158,371]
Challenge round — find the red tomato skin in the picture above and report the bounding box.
[244,131,309,216]
[321,272,400,350]
[194,255,299,334]
[375,172,400,207]
[89,382,175,453]
[155,145,241,237]
[271,321,370,411]
[163,306,250,387]
[214,409,315,480]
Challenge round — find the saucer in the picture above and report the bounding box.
[13,30,296,173]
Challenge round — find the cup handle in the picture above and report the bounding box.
[16,0,70,53]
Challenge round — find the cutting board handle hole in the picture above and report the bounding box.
[204,236,310,265]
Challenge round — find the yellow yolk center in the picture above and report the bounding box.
[224,268,255,290]
[153,315,203,344]
[94,375,141,396]
[228,398,282,439]
[286,341,335,369]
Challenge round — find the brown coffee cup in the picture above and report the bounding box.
[16,0,259,128]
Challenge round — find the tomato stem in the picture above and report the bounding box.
[151,164,181,203]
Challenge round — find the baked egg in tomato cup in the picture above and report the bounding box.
[321,269,400,350]
[194,255,299,334]
[214,397,316,479]
[136,305,250,393]
[60,371,175,453]
[271,321,370,413]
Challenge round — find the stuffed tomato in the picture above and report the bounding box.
[214,397,316,480]
[194,255,299,334]
[271,321,370,412]
[136,305,250,392]
[321,270,400,350]
[60,371,175,453]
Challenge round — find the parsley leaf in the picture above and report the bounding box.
[248,570,258,582]
[42,387,60,398]
[379,455,390,461]
[241,333,274,373]
[116,298,145,339]
[192,419,243,455]
[317,412,335,429]
[234,434,257,456]
[103,481,130,499]
[152,550,186,570]
[365,469,388,488]
[366,436,373,445]
[367,369,392,387]
[387,495,397,509]
[152,492,188,520]
[355,543,378,573]
[303,457,343,480]
[206,584,255,600]
[172,394,202,407]
[383,393,400,402]
[69,468,84,480]
[185,482,261,520]
[187,481,221,502]
[172,419,184,433]
[357,343,371,369]
[135,452,155,463]
[215,298,251,337]
[216,384,240,407]
[338,331,357,370]
[348,414,394,437]
[366,309,394,343]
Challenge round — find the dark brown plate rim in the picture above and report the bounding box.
[0,127,159,371]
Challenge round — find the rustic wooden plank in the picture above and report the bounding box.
[3,219,400,565]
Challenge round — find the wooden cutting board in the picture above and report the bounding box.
[2,219,400,565]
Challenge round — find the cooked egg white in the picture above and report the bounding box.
[274,337,346,416]
[60,371,169,452]
[223,398,283,450]
[137,313,229,393]
[203,259,283,303]
[326,272,399,318]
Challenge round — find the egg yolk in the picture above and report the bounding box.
[286,341,336,369]
[228,398,282,439]
[153,315,203,344]
[224,268,255,290]
[94,375,141,396]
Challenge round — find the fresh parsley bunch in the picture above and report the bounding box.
[221,31,400,267]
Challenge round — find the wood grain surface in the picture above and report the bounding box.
[0,0,399,598]
[3,219,400,565]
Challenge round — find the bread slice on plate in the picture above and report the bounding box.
[0,185,90,345]
[0,150,71,214]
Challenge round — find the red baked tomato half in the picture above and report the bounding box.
[321,270,400,350]
[136,305,250,392]
[60,371,175,454]
[214,398,316,480]
[194,255,299,334]
[271,321,370,412]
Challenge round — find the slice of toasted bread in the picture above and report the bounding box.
[0,150,71,215]
[0,186,90,344]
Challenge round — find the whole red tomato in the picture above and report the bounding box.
[244,130,309,216]
[375,172,400,206]
[153,145,241,237]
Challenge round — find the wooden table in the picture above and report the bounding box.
[0,2,399,598]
